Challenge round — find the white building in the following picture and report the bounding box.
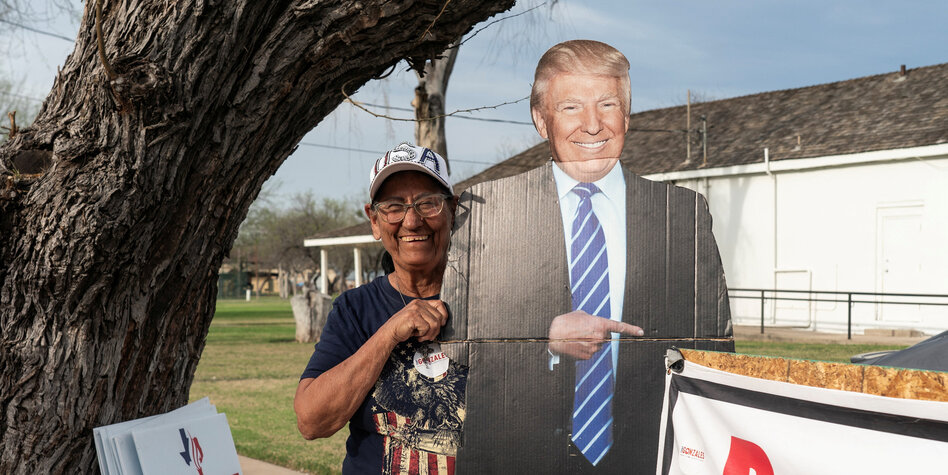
[651,143,948,335]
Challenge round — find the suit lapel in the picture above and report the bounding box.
[538,161,572,320]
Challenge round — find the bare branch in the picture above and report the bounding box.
[6,111,16,138]
[94,0,115,80]
[416,0,453,45]
[455,2,546,48]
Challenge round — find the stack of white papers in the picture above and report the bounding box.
[93,397,242,475]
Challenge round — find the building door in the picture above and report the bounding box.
[875,205,923,322]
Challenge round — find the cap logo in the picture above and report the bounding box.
[369,142,452,197]
[389,143,417,162]
[419,149,441,174]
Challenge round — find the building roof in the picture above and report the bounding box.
[303,221,373,245]
[308,62,948,244]
[456,62,948,188]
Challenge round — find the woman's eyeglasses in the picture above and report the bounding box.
[372,194,450,223]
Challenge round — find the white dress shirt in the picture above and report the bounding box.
[549,161,627,369]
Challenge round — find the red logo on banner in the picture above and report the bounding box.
[680,446,705,460]
[191,435,204,475]
[723,436,773,475]
[178,428,205,475]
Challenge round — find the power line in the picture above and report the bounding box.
[299,141,382,155]
[297,141,497,165]
[450,114,534,126]
[0,18,74,43]
[0,91,44,103]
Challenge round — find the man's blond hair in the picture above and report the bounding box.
[530,40,631,113]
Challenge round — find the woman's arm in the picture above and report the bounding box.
[294,298,448,439]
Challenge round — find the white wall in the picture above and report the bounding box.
[671,152,948,335]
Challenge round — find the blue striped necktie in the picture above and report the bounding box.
[569,182,614,466]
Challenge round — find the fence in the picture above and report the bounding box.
[728,288,948,339]
[217,269,250,299]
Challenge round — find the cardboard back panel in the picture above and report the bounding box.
[441,163,734,473]
[443,340,733,473]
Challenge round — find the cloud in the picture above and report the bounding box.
[549,2,628,31]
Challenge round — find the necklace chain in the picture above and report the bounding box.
[393,275,409,308]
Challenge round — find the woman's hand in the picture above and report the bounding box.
[295,299,449,439]
[382,299,449,344]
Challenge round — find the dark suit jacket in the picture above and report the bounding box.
[441,161,733,474]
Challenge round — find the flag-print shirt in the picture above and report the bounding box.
[301,275,467,475]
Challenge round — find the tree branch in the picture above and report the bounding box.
[6,111,17,138]
[455,2,545,48]
[416,0,453,45]
[94,0,115,81]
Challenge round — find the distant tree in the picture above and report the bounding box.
[232,190,365,296]
[0,0,74,22]
[0,0,514,471]
[0,78,39,141]
[0,0,78,138]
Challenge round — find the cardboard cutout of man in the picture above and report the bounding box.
[441,40,733,473]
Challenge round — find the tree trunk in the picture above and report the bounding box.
[413,42,459,174]
[278,264,289,299]
[0,0,513,472]
[291,288,332,343]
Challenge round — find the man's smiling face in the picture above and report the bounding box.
[531,73,629,182]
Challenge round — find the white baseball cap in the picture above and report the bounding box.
[369,142,453,199]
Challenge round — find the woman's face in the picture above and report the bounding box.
[366,171,455,278]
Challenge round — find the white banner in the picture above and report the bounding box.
[94,398,241,475]
[656,360,948,474]
[134,412,241,475]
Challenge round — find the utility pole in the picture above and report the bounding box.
[686,90,691,161]
[701,115,708,167]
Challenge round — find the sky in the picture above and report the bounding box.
[3,0,947,206]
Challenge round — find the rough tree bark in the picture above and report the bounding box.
[412,42,459,173]
[0,0,513,472]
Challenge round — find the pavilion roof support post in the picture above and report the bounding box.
[320,249,329,295]
[354,247,363,287]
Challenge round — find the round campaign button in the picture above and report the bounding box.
[413,343,449,380]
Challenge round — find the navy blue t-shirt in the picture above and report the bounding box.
[301,275,467,475]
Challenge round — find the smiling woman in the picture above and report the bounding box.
[368,179,454,285]
[293,143,465,475]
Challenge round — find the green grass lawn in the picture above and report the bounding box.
[193,297,911,474]
[190,297,347,475]
[734,341,906,363]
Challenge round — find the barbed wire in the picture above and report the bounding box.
[342,79,530,124]
[352,101,533,126]
[0,91,44,103]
